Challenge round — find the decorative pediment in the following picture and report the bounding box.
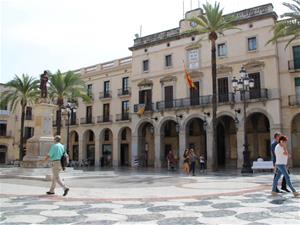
[160,75,177,83]
[137,79,153,87]
[243,60,265,69]
[217,64,233,74]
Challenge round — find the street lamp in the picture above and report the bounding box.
[175,114,183,133]
[232,66,254,173]
[62,102,77,155]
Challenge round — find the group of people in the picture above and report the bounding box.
[270,132,299,197]
[182,148,205,176]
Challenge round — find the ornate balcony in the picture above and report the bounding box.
[99,91,112,99]
[288,95,300,106]
[80,117,95,124]
[134,103,155,113]
[117,88,131,97]
[218,93,235,104]
[116,113,131,121]
[97,115,113,123]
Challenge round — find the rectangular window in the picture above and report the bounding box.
[217,43,227,57]
[103,103,110,121]
[86,106,92,123]
[188,49,199,70]
[24,127,34,140]
[70,110,76,125]
[248,37,257,51]
[122,77,129,94]
[104,81,110,96]
[190,81,200,105]
[143,60,149,72]
[164,86,173,108]
[218,77,229,103]
[25,107,32,120]
[122,101,129,113]
[0,123,7,136]
[292,46,300,69]
[165,55,172,67]
[248,73,261,99]
[295,78,300,103]
[87,84,93,97]
[139,90,152,110]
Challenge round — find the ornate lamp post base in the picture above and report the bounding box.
[241,150,253,173]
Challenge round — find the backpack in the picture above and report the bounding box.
[61,152,69,170]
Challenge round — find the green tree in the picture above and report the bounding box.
[185,2,237,170]
[268,0,300,48]
[48,70,90,135]
[1,74,39,160]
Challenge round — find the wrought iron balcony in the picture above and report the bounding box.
[218,93,235,104]
[66,118,79,126]
[156,95,212,111]
[97,115,113,123]
[134,103,155,112]
[99,91,112,99]
[116,113,131,121]
[239,88,268,101]
[288,59,300,71]
[80,117,95,124]
[117,88,131,96]
[288,95,300,106]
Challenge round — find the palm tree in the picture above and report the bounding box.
[267,0,300,48]
[1,74,39,160]
[48,70,90,135]
[185,2,237,170]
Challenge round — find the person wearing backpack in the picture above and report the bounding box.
[44,135,69,196]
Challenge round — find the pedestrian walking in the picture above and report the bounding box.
[271,135,299,197]
[44,135,70,196]
[166,150,176,170]
[271,132,289,193]
[199,155,205,173]
[189,149,197,176]
[182,149,190,175]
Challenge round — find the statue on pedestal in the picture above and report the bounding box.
[40,71,49,98]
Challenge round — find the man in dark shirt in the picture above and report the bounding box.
[271,132,289,192]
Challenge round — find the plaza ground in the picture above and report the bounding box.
[0,167,299,224]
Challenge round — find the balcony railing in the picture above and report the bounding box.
[99,91,112,99]
[97,115,113,123]
[288,95,300,106]
[240,88,268,101]
[288,59,300,71]
[80,117,95,124]
[116,113,131,121]
[218,93,235,104]
[66,118,79,126]
[0,130,12,138]
[156,95,212,111]
[117,88,131,96]
[134,103,155,112]
[25,114,33,120]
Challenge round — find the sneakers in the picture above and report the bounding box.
[271,191,278,196]
[281,188,291,193]
[46,191,55,195]
[63,188,69,196]
[293,192,300,197]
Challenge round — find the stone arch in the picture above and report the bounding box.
[182,114,206,130]
[291,113,300,167]
[245,108,274,127]
[157,116,178,133]
[133,118,156,135]
[118,126,132,166]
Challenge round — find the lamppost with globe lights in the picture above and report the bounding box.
[232,67,255,173]
[62,102,77,155]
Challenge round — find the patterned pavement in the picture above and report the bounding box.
[0,169,299,224]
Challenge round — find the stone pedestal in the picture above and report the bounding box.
[21,102,57,168]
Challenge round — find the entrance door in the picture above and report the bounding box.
[293,45,300,69]
[218,78,229,103]
[217,124,226,167]
[0,152,6,163]
[121,144,129,166]
[102,144,112,167]
[164,86,173,108]
[190,81,200,105]
[86,144,95,166]
[72,145,79,161]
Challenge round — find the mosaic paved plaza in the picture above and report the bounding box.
[0,168,299,224]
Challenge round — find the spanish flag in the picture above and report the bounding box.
[184,63,196,89]
[137,104,145,117]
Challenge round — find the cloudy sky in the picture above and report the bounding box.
[1,0,288,83]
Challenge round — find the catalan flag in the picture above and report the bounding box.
[137,104,145,117]
[184,63,196,89]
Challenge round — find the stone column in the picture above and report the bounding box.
[154,134,161,168]
[94,136,101,167]
[78,136,84,162]
[236,127,244,169]
[112,137,119,167]
[179,129,186,167]
[131,135,138,166]
[206,126,214,170]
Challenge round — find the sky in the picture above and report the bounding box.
[1,0,288,83]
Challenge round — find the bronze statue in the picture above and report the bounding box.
[40,71,49,98]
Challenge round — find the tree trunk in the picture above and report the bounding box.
[56,98,64,135]
[19,105,25,161]
[211,37,218,171]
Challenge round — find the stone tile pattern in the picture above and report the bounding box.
[1,190,300,225]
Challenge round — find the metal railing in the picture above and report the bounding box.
[218,93,235,104]
[134,103,155,112]
[99,91,112,99]
[25,114,33,120]
[288,59,300,71]
[80,117,95,124]
[288,95,300,106]
[117,88,131,96]
[0,130,12,137]
[97,115,113,123]
[240,88,268,101]
[116,113,131,121]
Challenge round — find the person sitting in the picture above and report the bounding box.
[257,156,264,162]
